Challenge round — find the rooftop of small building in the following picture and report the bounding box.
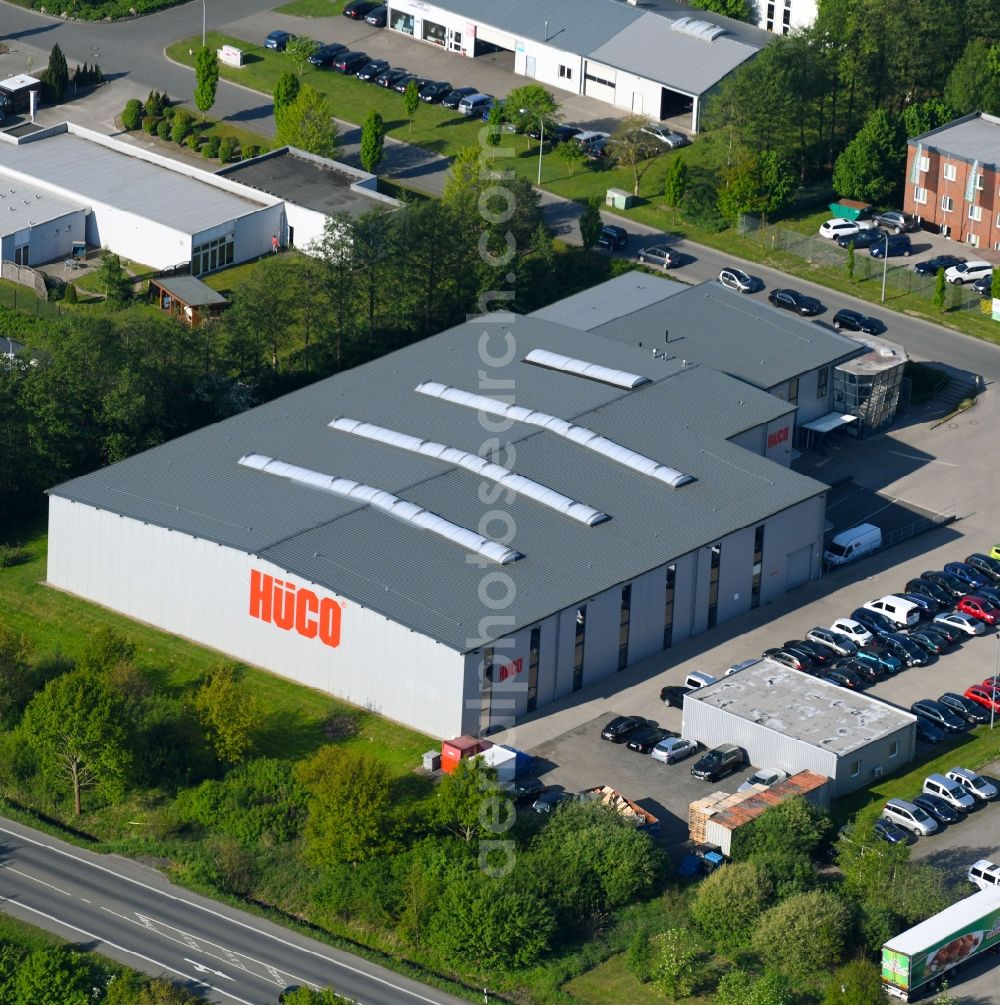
[910,112,1000,169]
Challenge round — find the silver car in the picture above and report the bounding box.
[933,610,985,636]
[946,767,998,802]
[638,244,679,269]
[738,768,788,792]
[651,736,698,764]
[806,626,858,657]
[882,797,938,837]
[718,267,754,293]
[640,124,690,148]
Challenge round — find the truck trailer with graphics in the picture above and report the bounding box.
[882,890,1000,1000]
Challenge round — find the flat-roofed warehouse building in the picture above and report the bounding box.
[47,282,863,739]
[682,660,917,796]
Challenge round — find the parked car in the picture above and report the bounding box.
[264,29,294,50]
[882,797,939,837]
[913,793,961,824]
[964,684,1000,713]
[911,699,966,733]
[921,570,969,598]
[913,254,966,276]
[601,715,645,742]
[856,645,903,675]
[574,129,609,149]
[549,124,584,144]
[532,789,574,813]
[651,736,699,764]
[659,685,691,708]
[503,776,545,804]
[685,670,717,689]
[966,553,1000,581]
[441,86,478,109]
[946,767,998,801]
[356,58,390,81]
[830,617,874,646]
[905,577,955,607]
[850,607,898,638]
[638,245,680,269]
[836,227,888,250]
[944,561,991,590]
[935,610,987,636]
[973,583,1000,608]
[718,267,755,293]
[364,4,388,25]
[640,124,690,148]
[819,218,865,240]
[919,621,962,646]
[333,52,369,74]
[738,768,788,792]
[968,859,1000,891]
[899,592,940,617]
[832,308,884,334]
[783,639,834,665]
[835,658,881,685]
[946,260,993,285]
[762,647,812,671]
[973,275,993,298]
[343,0,380,17]
[873,210,919,233]
[691,743,745,781]
[597,225,628,249]
[874,818,910,844]
[924,773,976,811]
[914,717,946,744]
[824,666,864,689]
[395,74,432,95]
[626,726,670,753]
[807,627,858,657]
[768,288,822,315]
[869,234,912,258]
[458,92,493,115]
[863,595,921,629]
[956,595,1000,624]
[419,80,453,102]
[882,632,931,666]
[939,691,991,725]
[907,627,950,655]
[308,42,347,67]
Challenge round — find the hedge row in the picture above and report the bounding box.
[11,0,184,21]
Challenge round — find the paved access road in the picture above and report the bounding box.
[0,816,468,1005]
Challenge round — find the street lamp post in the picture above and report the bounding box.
[880,230,888,301]
[537,117,544,186]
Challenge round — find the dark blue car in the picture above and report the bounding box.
[869,234,912,258]
[850,607,897,638]
[944,561,991,591]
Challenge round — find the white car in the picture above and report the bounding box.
[575,130,609,149]
[718,267,754,293]
[737,768,788,792]
[819,218,862,240]
[946,767,998,802]
[933,610,986,636]
[651,736,699,764]
[969,859,1000,891]
[830,617,873,646]
[945,260,993,285]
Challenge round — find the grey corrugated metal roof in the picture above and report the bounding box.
[532,271,683,328]
[911,112,1000,170]
[691,660,916,755]
[150,275,228,306]
[0,132,267,236]
[0,181,85,240]
[592,283,863,389]
[589,11,759,93]
[50,312,822,653]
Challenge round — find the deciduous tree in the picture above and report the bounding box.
[504,83,560,141]
[579,196,603,248]
[192,662,258,765]
[359,109,385,173]
[697,0,752,21]
[435,755,503,842]
[403,79,420,132]
[663,158,689,222]
[194,47,219,121]
[275,85,339,158]
[0,625,32,725]
[555,137,586,175]
[822,960,889,1005]
[651,928,701,1000]
[690,861,774,949]
[95,249,132,308]
[286,36,318,77]
[717,968,791,1005]
[9,948,94,1005]
[607,115,659,195]
[945,38,1000,116]
[273,71,301,131]
[21,669,130,815]
[832,108,905,204]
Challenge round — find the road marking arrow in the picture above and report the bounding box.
[184,958,235,980]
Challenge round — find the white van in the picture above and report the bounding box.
[923,773,976,812]
[864,595,921,629]
[968,859,1000,891]
[824,524,882,566]
[685,671,717,689]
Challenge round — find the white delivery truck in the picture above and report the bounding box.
[824,523,882,567]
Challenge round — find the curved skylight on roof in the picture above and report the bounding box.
[524,348,651,389]
[329,418,610,526]
[671,15,726,40]
[238,454,523,565]
[415,382,694,488]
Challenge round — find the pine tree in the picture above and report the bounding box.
[46,43,70,103]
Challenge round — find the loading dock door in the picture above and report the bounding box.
[584,60,616,103]
[475,24,517,50]
[785,545,813,590]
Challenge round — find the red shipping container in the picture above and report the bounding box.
[441,735,492,773]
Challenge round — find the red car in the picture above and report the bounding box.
[956,595,1000,624]
[965,684,1000,713]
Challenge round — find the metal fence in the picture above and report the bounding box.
[738,217,982,312]
[881,513,957,550]
[0,282,64,319]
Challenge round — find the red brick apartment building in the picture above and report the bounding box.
[904,112,1000,251]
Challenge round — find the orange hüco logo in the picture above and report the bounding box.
[249,570,342,648]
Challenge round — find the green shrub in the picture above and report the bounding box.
[242,144,260,160]
[145,90,162,117]
[0,544,30,568]
[63,283,78,305]
[203,135,221,159]
[186,133,201,152]
[162,103,176,120]
[171,117,190,144]
[156,118,171,140]
[142,115,159,135]
[121,99,143,131]
[218,136,237,164]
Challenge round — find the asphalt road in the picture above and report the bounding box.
[0,816,469,1005]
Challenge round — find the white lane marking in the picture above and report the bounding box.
[885,450,962,467]
[0,865,72,897]
[0,824,450,1005]
[185,957,235,980]
[0,895,257,1005]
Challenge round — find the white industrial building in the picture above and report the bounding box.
[756,0,817,35]
[383,0,771,131]
[0,123,395,273]
[48,277,871,740]
[682,660,917,796]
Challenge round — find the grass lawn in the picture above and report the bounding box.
[0,520,432,772]
[277,0,345,14]
[563,949,725,1005]
[0,912,66,953]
